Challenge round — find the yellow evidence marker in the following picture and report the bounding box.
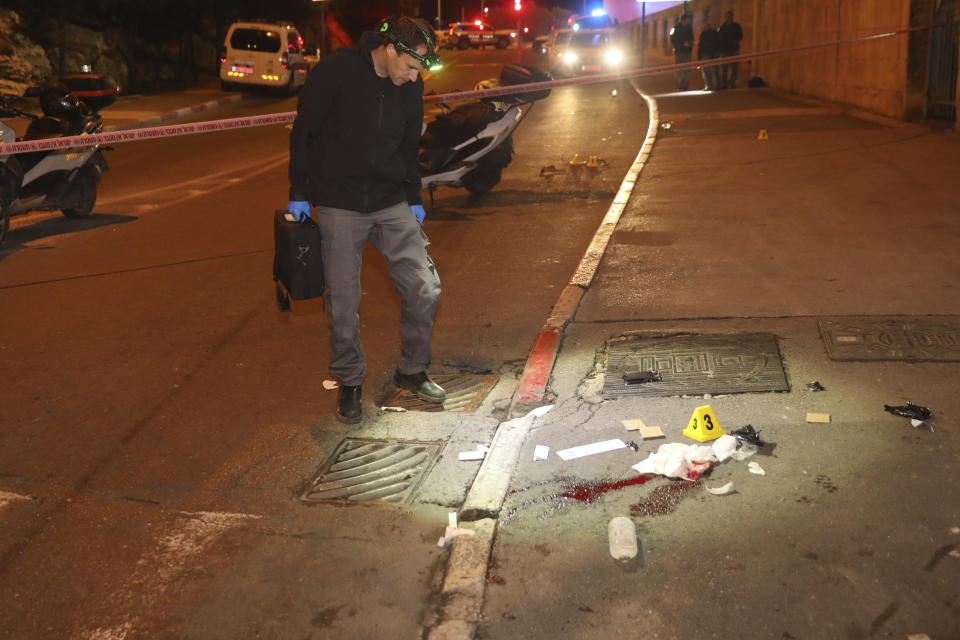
[757,129,769,140]
[683,405,726,442]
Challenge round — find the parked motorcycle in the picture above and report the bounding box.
[0,73,117,245]
[419,63,551,202]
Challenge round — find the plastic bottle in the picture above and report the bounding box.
[607,516,638,563]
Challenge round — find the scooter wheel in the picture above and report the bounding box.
[61,173,97,219]
[461,165,501,195]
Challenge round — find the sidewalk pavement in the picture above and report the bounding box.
[469,78,960,638]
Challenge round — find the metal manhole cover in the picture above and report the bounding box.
[298,438,444,506]
[819,316,960,361]
[602,333,789,398]
[378,373,499,412]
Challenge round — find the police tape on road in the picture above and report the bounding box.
[0,24,934,156]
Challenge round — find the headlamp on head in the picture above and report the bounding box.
[379,17,444,71]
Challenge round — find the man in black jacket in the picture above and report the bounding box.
[718,11,743,89]
[697,21,720,91]
[287,17,446,424]
[669,14,694,91]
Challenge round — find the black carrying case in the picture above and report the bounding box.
[273,210,325,311]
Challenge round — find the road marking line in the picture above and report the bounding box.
[76,510,261,640]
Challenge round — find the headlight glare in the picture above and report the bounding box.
[563,51,578,64]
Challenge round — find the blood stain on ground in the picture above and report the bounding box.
[630,479,702,517]
[499,475,657,526]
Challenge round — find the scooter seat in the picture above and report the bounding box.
[24,116,72,140]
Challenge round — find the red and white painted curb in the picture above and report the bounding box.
[507,83,659,416]
[105,94,246,131]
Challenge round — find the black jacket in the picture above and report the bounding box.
[288,31,424,212]
[670,23,694,54]
[698,29,721,60]
[718,21,743,54]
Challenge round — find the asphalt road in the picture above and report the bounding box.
[0,48,651,638]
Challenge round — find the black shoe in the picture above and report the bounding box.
[394,371,446,403]
[337,384,362,424]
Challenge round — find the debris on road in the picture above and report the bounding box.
[322,379,339,390]
[437,526,477,548]
[626,440,639,452]
[639,425,665,440]
[622,418,646,431]
[607,516,638,563]
[611,89,618,97]
[458,444,489,461]
[706,481,736,496]
[534,445,549,461]
[731,424,764,447]
[806,380,825,391]
[884,401,932,421]
[623,369,662,384]
[380,406,407,412]
[748,461,766,476]
[539,164,566,178]
[557,439,627,461]
[631,436,737,481]
[806,412,831,423]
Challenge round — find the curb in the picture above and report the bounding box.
[422,84,661,640]
[104,94,246,132]
[508,84,659,419]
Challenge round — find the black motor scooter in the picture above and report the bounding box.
[0,73,117,244]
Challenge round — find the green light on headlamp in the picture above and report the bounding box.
[395,41,444,71]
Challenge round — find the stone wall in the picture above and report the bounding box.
[640,0,940,120]
[0,11,51,96]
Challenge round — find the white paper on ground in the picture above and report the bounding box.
[437,526,477,548]
[748,461,766,476]
[706,481,736,495]
[458,450,486,461]
[632,437,744,480]
[448,512,457,528]
[712,435,738,462]
[380,406,407,412]
[534,445,549,461]
[556,439,627,461]
[322,380,339,390]
[529,404,555,418]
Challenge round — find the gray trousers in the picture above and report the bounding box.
[315,201,441,386]
[675,52,692,90]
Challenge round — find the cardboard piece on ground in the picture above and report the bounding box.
[458,450,485,461]
[557,439,627,461]
[534,445,549,461]
[639,425,665,439]
[622,419,646,431]
[806,412,831,423]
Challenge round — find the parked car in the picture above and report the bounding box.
[219,21,309,94]
[447,21,514,49]
[551,29,624,76]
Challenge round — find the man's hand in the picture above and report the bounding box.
[410,204,426,225]
[286,200,311,222]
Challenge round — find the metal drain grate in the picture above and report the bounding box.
[379,373,499,412]
[602,333,789,398]
[299,438,444,505]
[820,316,960,361]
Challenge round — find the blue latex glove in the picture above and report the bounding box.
[286,200,311,222]
[410,204,426,225]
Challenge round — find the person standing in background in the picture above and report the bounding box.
[669,14,694,91]
[697,21,721,91]
[718,10,743,89]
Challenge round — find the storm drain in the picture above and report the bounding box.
[602,333,789,398]
[378,372,499,412]
[298,438,443,506]
[820,316,960,361]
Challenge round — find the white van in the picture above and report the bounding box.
[219,21,309,93]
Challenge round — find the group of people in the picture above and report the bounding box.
[670,11,743,92]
